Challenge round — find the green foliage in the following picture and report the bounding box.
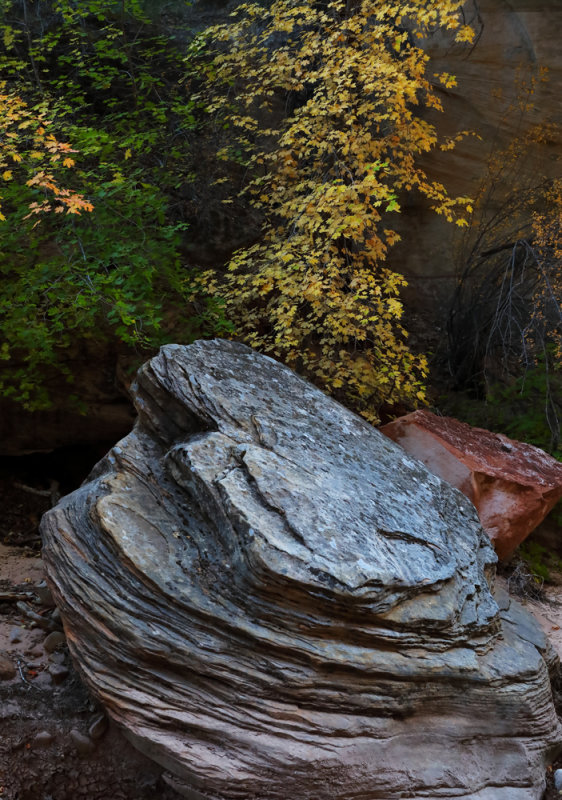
[517,541,562,584]
[487,376,561,461]
[440,351,561,457]
[0,0,226,409]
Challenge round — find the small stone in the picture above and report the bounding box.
[554,768,562,791]
[49,608,63,630]
[34,581,55,608]
[9,627,24,644]
[48,651,66,665]
[88,713,108,740]
[33,730,55,747]
[69,729,94,756]
[0,701,18,721]
[25,646,44,659]
[48,663,70,684]
[0,652,16,680]
[43,631,66,653]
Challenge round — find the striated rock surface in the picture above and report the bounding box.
[41,340,561,800]
[381,409,562,561]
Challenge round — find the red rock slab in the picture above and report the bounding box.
[380,409,562,560]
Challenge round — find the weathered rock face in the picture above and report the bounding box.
[390,0,562,336]
[41,340,561,800]
[380,410,562,561]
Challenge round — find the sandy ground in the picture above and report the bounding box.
[527,588,562,661]
[0,540,184,800]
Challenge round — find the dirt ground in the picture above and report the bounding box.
[495,566,562,800]
[2,474,562,799]
[0,478,184,800]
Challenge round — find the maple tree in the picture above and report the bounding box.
[0,2,225,409]
[0,82,93,221]
[197,0,475,421]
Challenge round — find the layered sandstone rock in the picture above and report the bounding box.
[395,0,562,274]
[381,409,562,560]
[41,341,561,799]
[391,0,562,338]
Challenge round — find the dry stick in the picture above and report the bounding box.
[16,657,34,688]
[13,480,60,507]
[16,601,52,630]
[21,0,43,94]
[0,592,33,602]
[13,482,50,498]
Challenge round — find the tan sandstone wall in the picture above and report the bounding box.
[394,0,562,310]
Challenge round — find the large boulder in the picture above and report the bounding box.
[41,340,561,800]
[380,410,562,560]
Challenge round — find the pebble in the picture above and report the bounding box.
[33,730,55,747]
[88,713,108,740]
[43,630,66,653]
[0,700,19,720]
[25,646,44,659]
[554,768,562,791]
[34,580,55,607]
[49,607,63,630]
[69,729,95,756]
[0,652,16,680]
[48,663,70,684]
[9,627,24,644]
[48,651,66,665]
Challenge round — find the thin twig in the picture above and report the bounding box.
[0,592,34,602]
[16,658,34,687]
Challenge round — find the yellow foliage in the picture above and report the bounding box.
[0,82,92,221]
[200,0,473,420]
[531,180,562,360]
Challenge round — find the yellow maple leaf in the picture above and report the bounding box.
[455,26,475,43]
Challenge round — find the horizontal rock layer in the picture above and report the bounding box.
[41,340,561,799]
